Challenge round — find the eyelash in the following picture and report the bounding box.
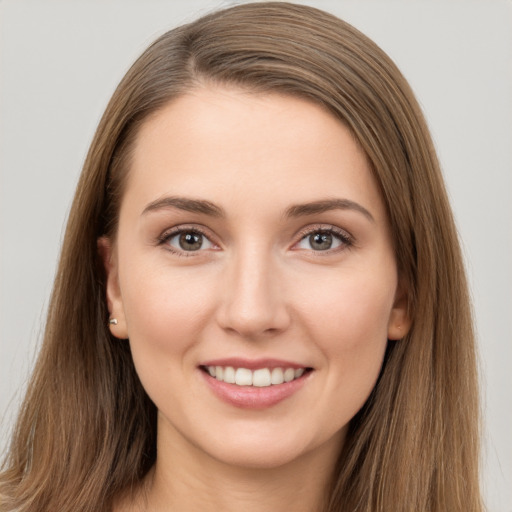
[157,224,353,256]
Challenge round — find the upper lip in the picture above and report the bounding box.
[200,357,310,370]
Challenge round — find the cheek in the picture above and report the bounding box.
[294,266,396,385]
[120,260,217,358]
[301,273,394,426]
[300,268,395,340]
[118,263,220,413]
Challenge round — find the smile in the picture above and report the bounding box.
[204,366,307,387]
[199,359,313,408]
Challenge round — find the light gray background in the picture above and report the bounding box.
[1,0,511,509]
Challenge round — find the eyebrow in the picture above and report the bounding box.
[285,198,374,222]
[141,195,374,222]
[142,196,225,217]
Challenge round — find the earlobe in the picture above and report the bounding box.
[97,236,129,339]
[387,282,412,340]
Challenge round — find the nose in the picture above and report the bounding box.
[216,245,291,339]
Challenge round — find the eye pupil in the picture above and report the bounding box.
[179,232,203,251]
[310,232,332,250]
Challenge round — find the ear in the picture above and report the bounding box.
[387,279,412,340]
[97,236,129,339]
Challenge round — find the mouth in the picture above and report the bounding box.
[200,365,312,387]
[198,358,314,408]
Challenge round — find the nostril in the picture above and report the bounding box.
[217,303,292,339]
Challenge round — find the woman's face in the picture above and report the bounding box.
[102,86,409,470]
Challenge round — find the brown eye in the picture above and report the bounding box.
[309,232,333,251]
[165,230,215,253]
[179,232,203,251]
[294,228,351,252]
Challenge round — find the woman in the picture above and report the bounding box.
[0,2,483,511]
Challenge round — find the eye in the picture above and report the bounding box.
[162,229,215,253]
[294,228,351,252]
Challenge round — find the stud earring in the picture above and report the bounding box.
[109,318,118,326]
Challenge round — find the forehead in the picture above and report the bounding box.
[123,86,384,219]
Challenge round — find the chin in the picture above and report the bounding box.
[219,444,307,470]
[189,424,346,472]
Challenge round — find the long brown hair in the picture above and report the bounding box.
[0,3,482,511]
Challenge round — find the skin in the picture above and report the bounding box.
[101,86,410,512]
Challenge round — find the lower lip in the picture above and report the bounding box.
[201,370,310,409]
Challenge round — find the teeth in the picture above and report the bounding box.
[223,366,235,383]
[253,368,271,387]
[235,368,252,386]
[284,368,295,382]
[206,365,307,387]
[271,368,284,385]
